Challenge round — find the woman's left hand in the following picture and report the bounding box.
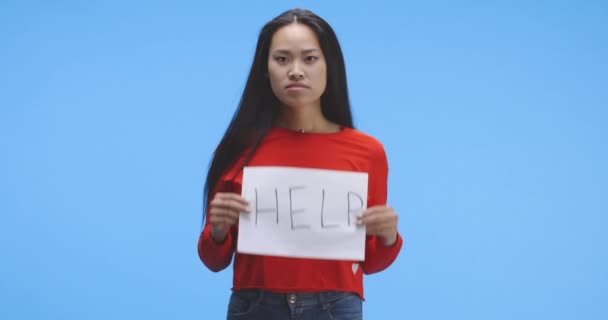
[357,205,399,246]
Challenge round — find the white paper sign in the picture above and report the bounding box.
[238,166,368,261]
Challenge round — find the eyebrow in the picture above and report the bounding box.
[272,49,320,55]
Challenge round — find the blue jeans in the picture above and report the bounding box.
[226,289,363,320]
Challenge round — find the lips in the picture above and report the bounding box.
[286,83,309,89]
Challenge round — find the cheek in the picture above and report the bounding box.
[267,63,280,85]
[315,67,328,92]
[314,63,327,82]
[267,72,282,91]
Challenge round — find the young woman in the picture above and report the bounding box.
[198,8,403,320]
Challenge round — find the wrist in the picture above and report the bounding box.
[211,224,229,244]
[381,233,398,246]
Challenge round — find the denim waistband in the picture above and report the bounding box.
[234,289,356,307]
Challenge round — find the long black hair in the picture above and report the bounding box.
[203,8,354,223]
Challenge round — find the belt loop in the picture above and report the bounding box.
[256,289,264,304]
[319,291,330,310]
[318,291,327,304]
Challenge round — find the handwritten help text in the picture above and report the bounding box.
[238,166,369,260]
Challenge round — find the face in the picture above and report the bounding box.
[267,23,327,109]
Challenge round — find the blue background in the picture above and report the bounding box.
[1,0,607,319]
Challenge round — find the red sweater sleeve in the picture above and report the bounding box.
[197,223,236,272]
[362,233,403,274]
[197,178,239,272]
[360,142,403,274]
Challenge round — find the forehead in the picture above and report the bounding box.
[269,23,321,50]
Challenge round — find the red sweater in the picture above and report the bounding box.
[198,126,402,299]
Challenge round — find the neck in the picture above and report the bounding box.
[276,105,338,133]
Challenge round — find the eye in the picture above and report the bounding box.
[274,56,288,63]
[305,56,318,63]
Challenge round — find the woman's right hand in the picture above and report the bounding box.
[208,192,250,243]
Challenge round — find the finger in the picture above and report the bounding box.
[211,197,249,211]
[209,214,238,226]
[215,192,250,205]
[366,225,397,237]
[209,208,239,221]
[364,220,393,231]
[366,223,396,234]
[211,196,250,213]
[358,207,394,221]
[359,205,391,217]
[358,213,397,226]
[209,207,242,222]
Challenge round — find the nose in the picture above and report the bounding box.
[288,64,304,81]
